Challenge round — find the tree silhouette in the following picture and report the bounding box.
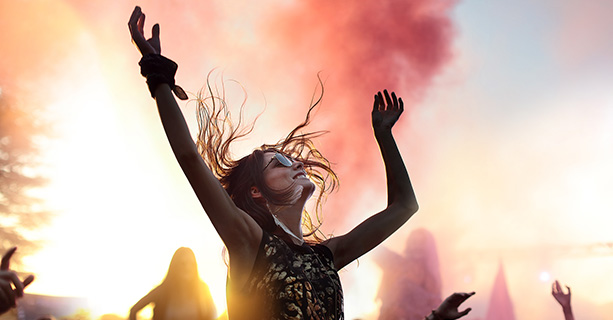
[0,85,52,264]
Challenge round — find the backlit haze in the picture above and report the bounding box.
[1,0,612,319]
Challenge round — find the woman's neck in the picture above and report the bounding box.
[270,204,305,245]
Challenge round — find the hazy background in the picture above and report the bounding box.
[1,0,612,319]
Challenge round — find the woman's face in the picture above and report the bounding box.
[261,152,315,199]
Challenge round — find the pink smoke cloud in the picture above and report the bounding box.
[261,0,458,228]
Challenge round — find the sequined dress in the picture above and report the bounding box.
[227,231,344,320]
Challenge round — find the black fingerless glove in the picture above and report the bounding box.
[138,54,188,100]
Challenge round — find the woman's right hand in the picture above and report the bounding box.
[128,6,161,56]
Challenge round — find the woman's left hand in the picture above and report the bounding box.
[372,89,404,134]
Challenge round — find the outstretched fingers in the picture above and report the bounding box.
[398,96,404,113]
[372,89,404,131]
[553,280,562,294]
[138,14,146,35]
[128,7,144,42]
[453,292,474,319]
[128,6,144,37]
[0,247,33,313]
[128,6,157,56]
[1,247,16,270]
[458,307,472,317]
[463,291,476,301]
[391,91,398,109]
[376,91,385,110]
[373,94,380,112]
[23,275,35,288]
[0,271,24,298]
[128,6,142,28]
[0,279,16,310]
[152,23,160,39]
[384,89,393,110]
[375,89,403,112]
[452,292,475,306]
[149,23,161,54]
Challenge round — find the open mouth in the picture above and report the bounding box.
[293,172,307,179]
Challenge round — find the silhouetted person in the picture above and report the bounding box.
[552,280,574,320]
[128,5,419,319]
[376,228,442,319]
[0,247,34,315]
[129,247,216,320]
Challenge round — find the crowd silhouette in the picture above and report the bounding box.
[2,242,582,320]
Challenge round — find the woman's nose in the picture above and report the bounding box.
[292,160,304,169]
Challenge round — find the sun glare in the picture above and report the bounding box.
[538,271,551,282]
[20,35,230,317]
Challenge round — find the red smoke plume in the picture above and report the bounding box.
[263,0,457,229]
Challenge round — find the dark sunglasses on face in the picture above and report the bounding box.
[263,153,293,171]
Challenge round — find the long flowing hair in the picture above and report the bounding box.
[194,74,338,242]
[157,247,215,320]
[160,247,200,294]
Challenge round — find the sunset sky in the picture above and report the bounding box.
[1,0,612,319]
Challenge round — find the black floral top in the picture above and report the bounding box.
[227,231,344,320]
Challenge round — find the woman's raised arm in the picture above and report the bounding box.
[129,288,158,320]
[324,89,418,269]
[127,7,261,260]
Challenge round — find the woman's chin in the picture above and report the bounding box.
[297,177,314,188]
[290,182,313,202]
[301,183,316,199]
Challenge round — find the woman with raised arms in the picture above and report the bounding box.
[128,6,419,320]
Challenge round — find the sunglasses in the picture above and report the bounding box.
[263,153,293,171]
